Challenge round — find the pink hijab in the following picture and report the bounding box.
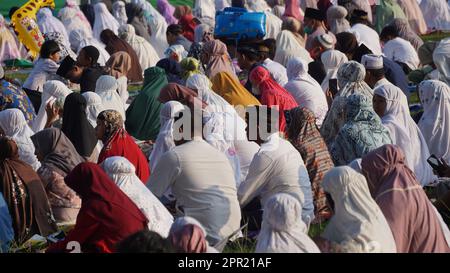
[283,0,303,21]
[361,145,450,253]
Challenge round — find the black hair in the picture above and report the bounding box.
[237,46,260,62]
[367,68,385,79]
[116,229,175,253]
[380,25,399,42]
[40,40,60,59]
[9,7,19,19]
[166,24,183,35]
[80,46,100,65]
[263,39,276,60]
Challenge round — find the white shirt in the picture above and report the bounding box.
[238,134,315,225]
[351,23,382,55]
[148,138,242,245]
[262,58,289,87]
[383,37,420,70]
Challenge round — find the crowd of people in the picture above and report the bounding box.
[1,0,450,253]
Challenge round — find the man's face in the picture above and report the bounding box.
[76,50,91,67]
[65,65,83,83]
[166,33,176,45]
[237,52,249,71]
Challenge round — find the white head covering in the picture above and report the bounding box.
[0,109,41,171]
[432,37,450,85]
[58,4,93,39]
[146,6,169,58]
[93,2,120,41]
[285,57,328,127]
[119,24,159,70]
[374,84,437,186]
[194,0,216,20]
[274,30,313,67]
[164,44,188,63]
[317,34,335,50]
[95,75,126,121]
[361,54,384,70]
[113,1,128,26]
[69,28,110,66]
[82,92,104,128]
[321,166,397,253]
[37,8,69,45]
[186,74,244,185]
[418,80,450,163]
[32,80,72,133]
[419,0,450,31]
[215,0,231,11]
[102,156,174,237]
[321,50,348,92]
[327,5,351,34]
[149,101,185,171]
[255,193,320,253]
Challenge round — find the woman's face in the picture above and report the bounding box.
[372,94,387,118]
[95,120,106,141]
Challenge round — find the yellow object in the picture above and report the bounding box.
[10,0,56,59]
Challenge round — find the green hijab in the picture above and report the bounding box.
[375,0,407,33]
[125,67,168,141]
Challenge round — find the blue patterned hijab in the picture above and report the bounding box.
[331,94,392,166]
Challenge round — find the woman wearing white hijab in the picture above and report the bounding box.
[102,156,174,237]
[69,28,110,66]
[373,84,437,186]
[326,5,351,35]
[82,92,104,128]
[82,91,104,159]
[93,2,121,41]
[186,74,259,186]
[145,5,169,59]
[320,166,397,253]
[0,109,41,171]
[432,38,450,85]
[255,193,320,253]
[285,57,328,127]
[58,3,93,38]
[32,80,72,133]
[95,75,126,121]
[419,0,450,31]
[118,24,159,71]
[193,0,216,21]
[113,1,128,26]
[37,8,69,45]
[274,30,313,67]
[418,80,450,164]
[149,101,185,171]
[321,50,348,93]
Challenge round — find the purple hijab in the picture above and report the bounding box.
[157,0,178,25]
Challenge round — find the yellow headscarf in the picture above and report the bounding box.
[211,72,261,107]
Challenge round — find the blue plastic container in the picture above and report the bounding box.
[214,7,267,41]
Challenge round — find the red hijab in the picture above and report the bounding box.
[250,66,298,133]
[97,110,150,183]
[179,14,197,42]
[47,163,147,253]
[361,145,450,253]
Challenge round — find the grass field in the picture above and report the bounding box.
[0,0,194,18]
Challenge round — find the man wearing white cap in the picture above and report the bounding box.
[361,54,393,90]
[308,33,335,84]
